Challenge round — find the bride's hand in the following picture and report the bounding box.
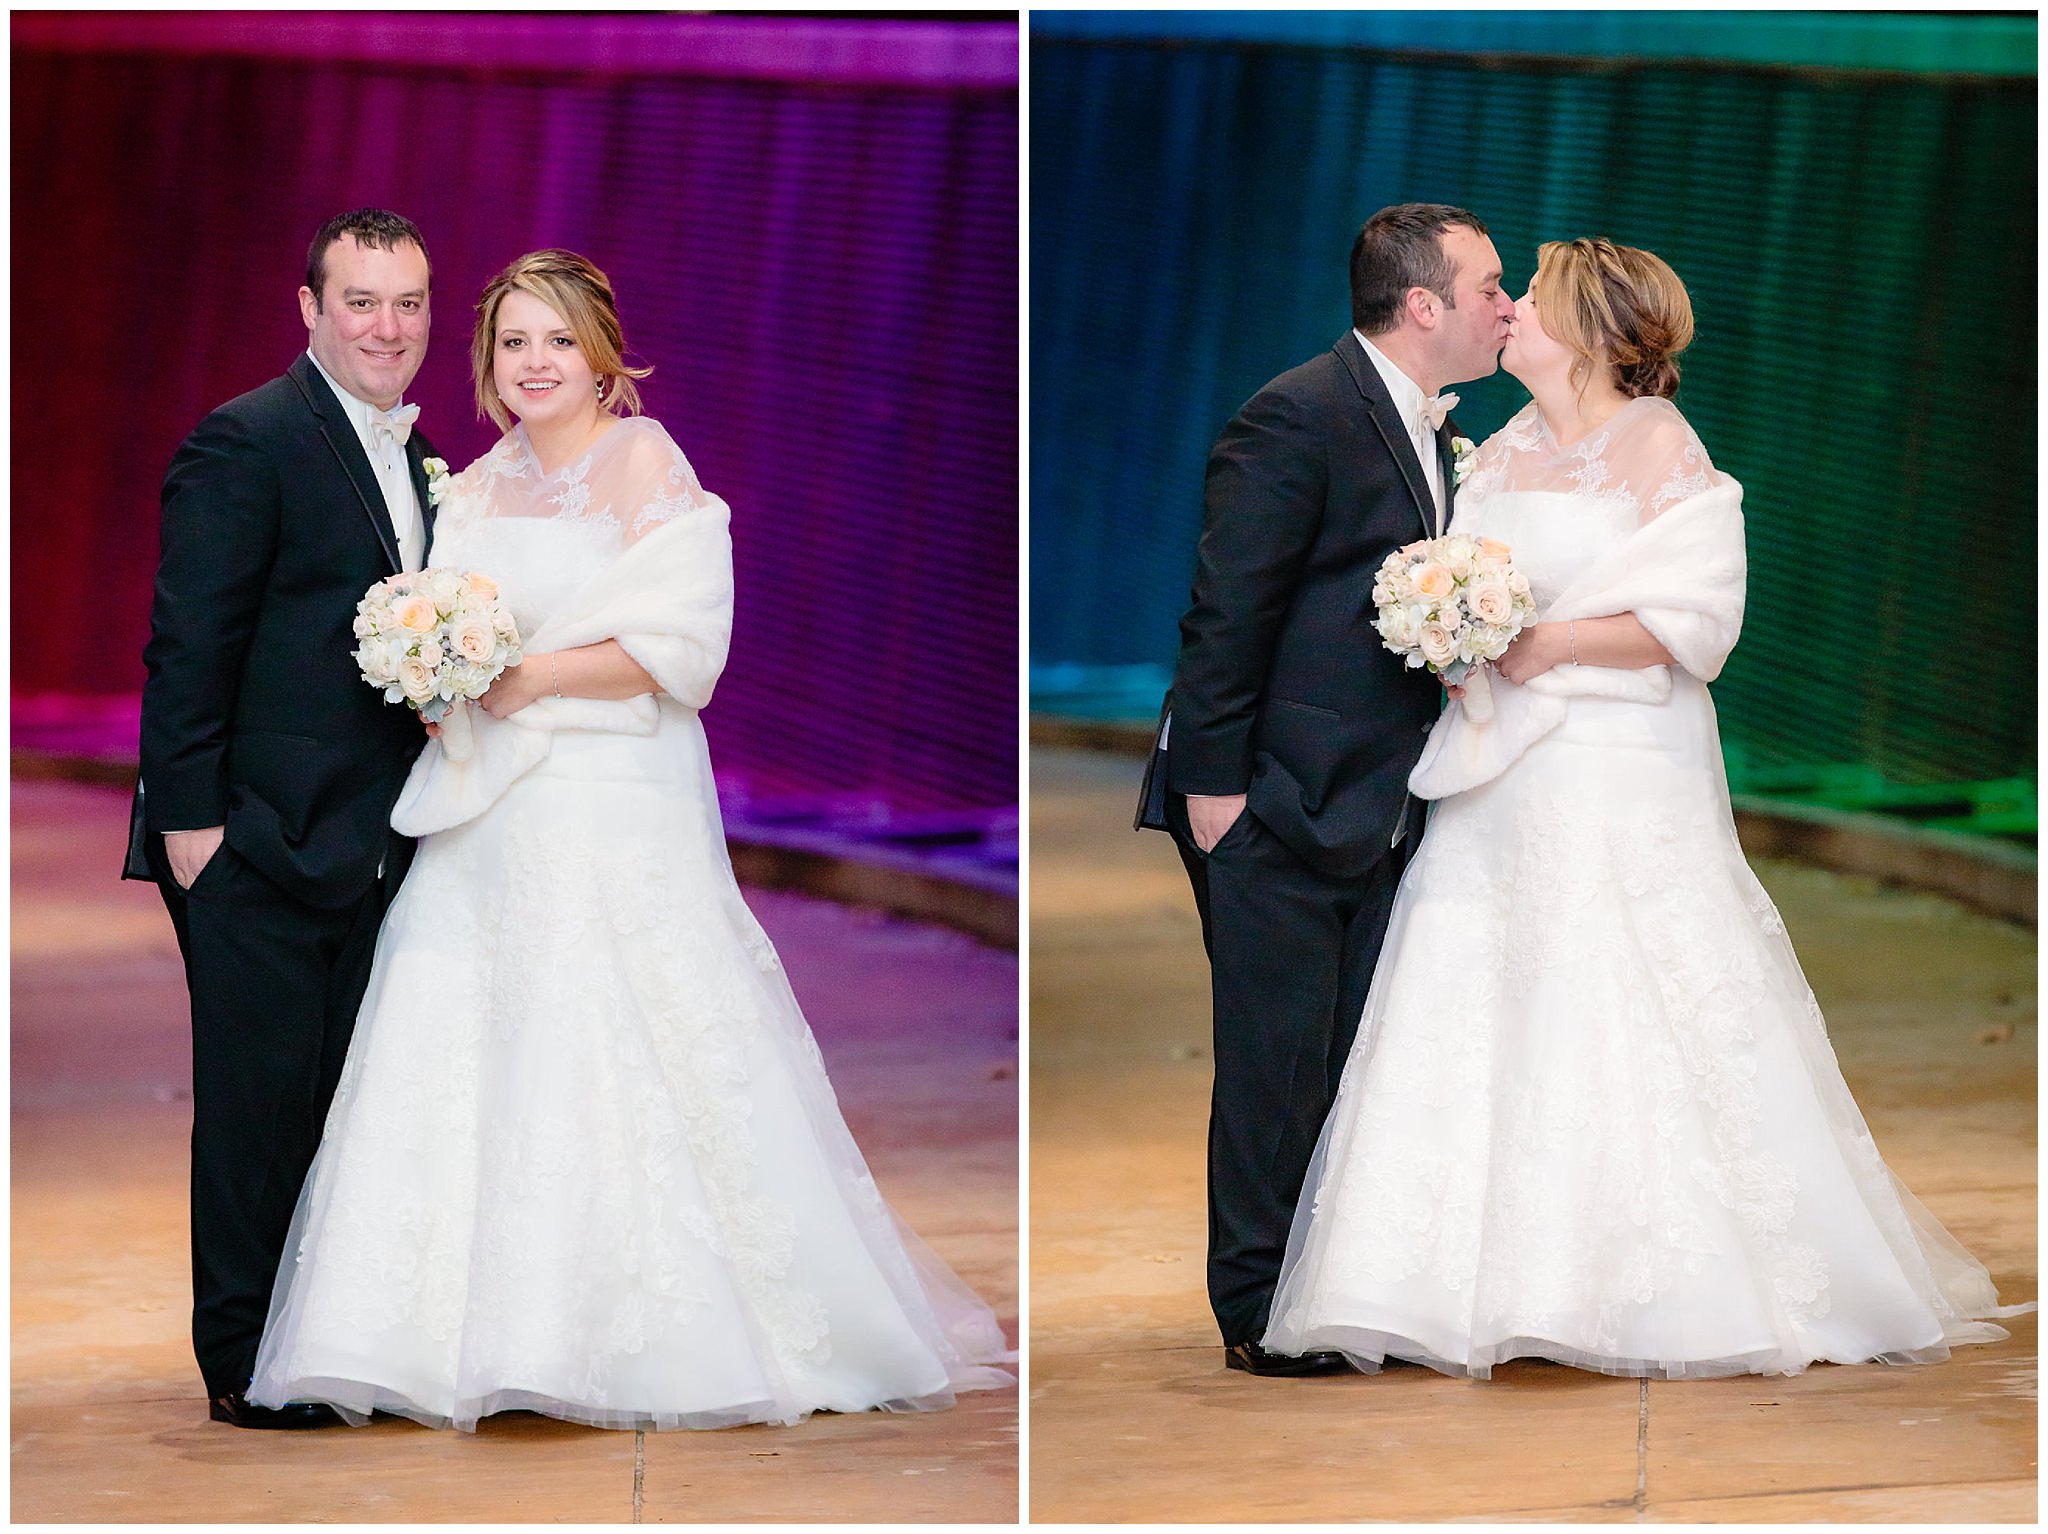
[478,657,549,718]
[1496,623,1568,686]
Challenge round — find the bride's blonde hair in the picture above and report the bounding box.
[472,249,653,430]
[1533,238,1694,402]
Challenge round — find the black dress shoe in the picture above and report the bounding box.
[1223,1341,1353,1377]
[208,1391,343,1429]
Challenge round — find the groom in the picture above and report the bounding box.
[1136,203,1513,1374]
[123,209,439,1426]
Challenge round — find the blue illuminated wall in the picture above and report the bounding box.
[1030,11,2035,828]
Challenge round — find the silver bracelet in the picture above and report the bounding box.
[550,652,562,698]
[1569,620,1578,665]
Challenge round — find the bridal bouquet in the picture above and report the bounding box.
[1371,535,1536,724]
[353,568,522,762]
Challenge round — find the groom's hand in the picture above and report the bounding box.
[1186,793,1247,853]
[164,826,225,890]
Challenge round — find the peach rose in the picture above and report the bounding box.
[1468,577,1513,626]
[1477,537,1513,562]
[1411,561,1455,601]
[466,573,499,601]
[394,594,438,634]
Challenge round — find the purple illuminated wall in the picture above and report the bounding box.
[12,13,1018,815]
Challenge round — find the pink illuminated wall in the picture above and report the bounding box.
[12,12,1018,815]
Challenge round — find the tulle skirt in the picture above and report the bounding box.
[249,710,1012,1430]
[1264,680,2027,1379]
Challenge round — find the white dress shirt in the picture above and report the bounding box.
[305,349,425,572]
[1353,329,1445,535]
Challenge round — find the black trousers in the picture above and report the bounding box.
[1173,798,1409,1347]
[152,838,394,1398]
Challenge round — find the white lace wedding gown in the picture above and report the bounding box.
[248,418,1012,1430]
[1264,398,2025,1379]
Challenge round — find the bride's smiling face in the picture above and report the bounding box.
[492,289,600,428]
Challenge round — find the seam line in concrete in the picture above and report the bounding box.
[634,1429,646,1521]
[1634,1378,1649,1519]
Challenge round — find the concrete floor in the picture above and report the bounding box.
[12,777,1019,1523]
[1030,747,2036,1524]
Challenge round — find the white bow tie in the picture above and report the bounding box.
[369,402,419,446]
[1420,391,1459,432]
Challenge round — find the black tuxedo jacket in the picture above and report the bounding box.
[125,353,439,907]
[1139,333,1455,879]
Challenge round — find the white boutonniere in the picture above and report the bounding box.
[422,456,451,506]
[1451,436,1477,488]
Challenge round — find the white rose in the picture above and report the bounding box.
[357,634,408,681]
[351,611,376,639]
[1417,621,1457,670]
[1506,568,1532,597]
[1377,604,1421,650]
[397,655,437,704]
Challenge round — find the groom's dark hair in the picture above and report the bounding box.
[304,209,431,309]
[1350,203,1488,336]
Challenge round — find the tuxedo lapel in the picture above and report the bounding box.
[1437,420,1460,528]
[1334,334,1436,541]
[406,435,437,558]
[288,354,402,573]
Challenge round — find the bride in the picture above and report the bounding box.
[248,249,1013,1430]
[1264,237,2027,1379]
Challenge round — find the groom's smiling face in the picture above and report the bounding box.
[298,233,431,410]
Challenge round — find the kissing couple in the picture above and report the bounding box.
[1141,201,2028,1380]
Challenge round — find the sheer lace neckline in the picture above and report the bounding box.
[1465,395,1721,525]
[1531,391,1671,452]
[1534,393,1654,451]
[511,415,644,482]
[443,414,718,547]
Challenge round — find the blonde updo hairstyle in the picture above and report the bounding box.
[1532,237,1694,402]
[472,248,652,431]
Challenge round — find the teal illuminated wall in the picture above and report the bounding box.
[1029,12,2036,835]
